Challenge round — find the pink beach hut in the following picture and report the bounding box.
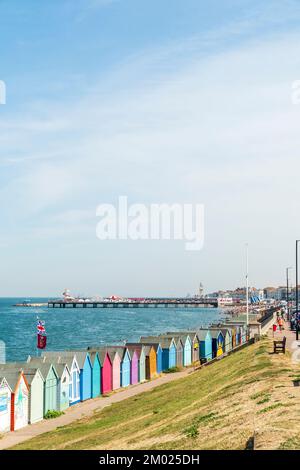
[98,350,112,394]
[106,348,121,391]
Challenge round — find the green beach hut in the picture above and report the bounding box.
[27,357,59,415]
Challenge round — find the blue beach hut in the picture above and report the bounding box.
[68,351,93,401]
[210,330,224,358]
[160,337,177,371]
[197,329,213,362]
[120,348,131,388]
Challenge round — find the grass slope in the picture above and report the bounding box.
[12,337,300,450]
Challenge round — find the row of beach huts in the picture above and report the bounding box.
[0,321,248,434]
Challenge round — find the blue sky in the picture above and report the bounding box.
[1,0,300,296]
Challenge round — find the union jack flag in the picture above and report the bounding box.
[37,320,46,334]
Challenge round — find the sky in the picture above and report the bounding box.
[0,0,300,297]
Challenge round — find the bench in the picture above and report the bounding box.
[273,336,286,354]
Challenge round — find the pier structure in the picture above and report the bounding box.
[47,298,218,309]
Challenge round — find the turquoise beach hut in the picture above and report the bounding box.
[166,331,199,364]
[197,329,213,362]
[88,352,101,398]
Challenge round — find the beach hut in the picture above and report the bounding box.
[163,334,192,367]
[221,328,232,353]
[105,348,121,390]
[69,352,93,401]
[210,330,224,358]
[0,363,44,424]
[209,327,232,353]
[144,336,177,371]
[41,352,80,406]
[197,329,213,362]
[2,371,29,431]
[126,346,139,385]
[143,346,157,380]
[0,377,12,433]
[54,364,71,412]
[126,344,146,382]
[27,358,59,414]
[88,352,101,398]
[139,339,163,374]
[120,348,131,388]
[91,347,121,391]
[166,331,199,364]
[98,350,113,394]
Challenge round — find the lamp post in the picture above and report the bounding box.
[246,243,249,329]
[296,241,300,340]
[286,267,292,320]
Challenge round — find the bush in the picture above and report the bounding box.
[44,410,65,419]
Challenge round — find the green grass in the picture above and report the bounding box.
[10,337,300,451]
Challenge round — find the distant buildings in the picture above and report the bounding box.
[204,285,297,305]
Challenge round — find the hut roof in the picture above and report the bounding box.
[93,349,111,366]
[140,336,174,349]
[27,358,58,380]
[65,351,91,369]
[160,333,190,345]
[0,363,45,383]
[209,330,223,339]
[0,370,23,391]
[139,341,161,353]
[125,343,145,359]
[166,331,198,341]
[196,329,211,341]
[88,351,100,367]
[40,351,78,370]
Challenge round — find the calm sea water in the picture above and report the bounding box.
[0,298,225,362]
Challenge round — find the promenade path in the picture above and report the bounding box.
[0,366,193,450]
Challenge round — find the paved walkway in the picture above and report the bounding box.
[268,320,298,352]
[0,367,193,450]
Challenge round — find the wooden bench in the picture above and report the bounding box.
[273,336,286,354]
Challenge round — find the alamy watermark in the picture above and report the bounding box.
[96,196,204,251]
[0,80,6,105]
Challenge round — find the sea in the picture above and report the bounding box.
[0,298,225,362]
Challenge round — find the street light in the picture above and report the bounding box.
[286,267,292,320]
[246,243,249,328]
[296,240,300,340]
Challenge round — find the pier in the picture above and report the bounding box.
[47,298,218,309]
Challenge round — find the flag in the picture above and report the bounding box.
[37,334,47,349]
[37,320,46,334]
